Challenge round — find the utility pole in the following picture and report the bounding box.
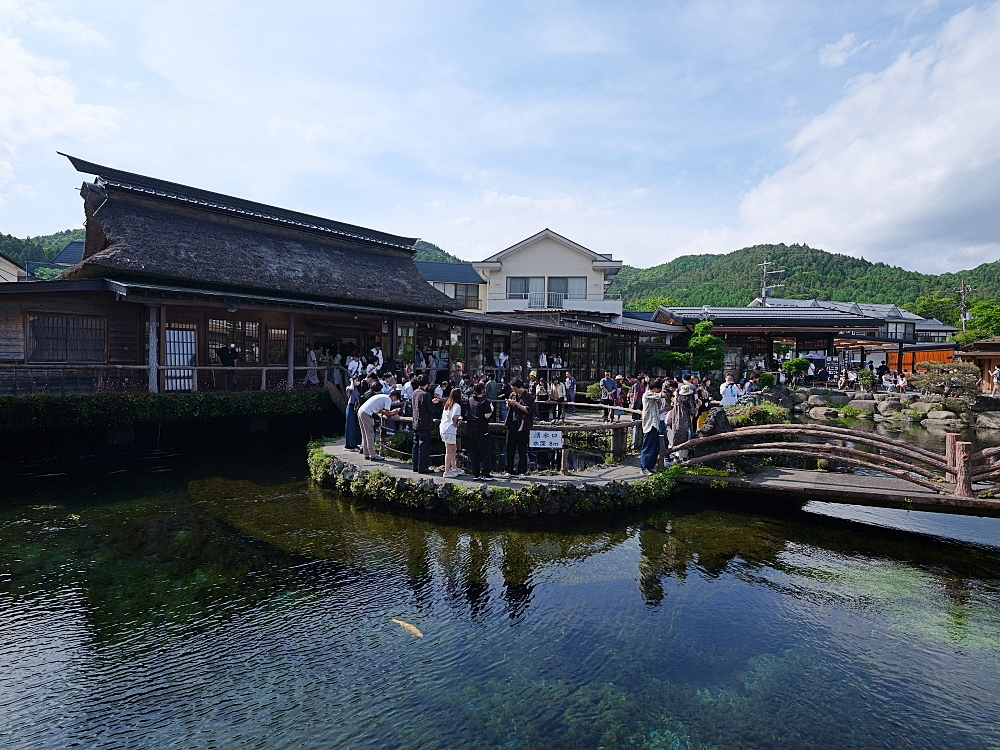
[957,278,972,332]
[759,260,785,304]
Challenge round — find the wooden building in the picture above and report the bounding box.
[0,156,654,396]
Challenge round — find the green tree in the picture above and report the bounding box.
[909,361,981,397]
[687,321,725,372]
[906,292,960,326]
[954,299,1000,345]
[781,357,811,379]
[630,295,680,312]
[647,350,687,371]
[413,240,462,263]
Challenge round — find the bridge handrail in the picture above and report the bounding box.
[681,447,953,495]
[747,441,945,481]
[670,423,948,468]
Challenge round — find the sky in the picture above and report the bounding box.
[1,0,999,273]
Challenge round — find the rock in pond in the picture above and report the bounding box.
[977,411,1000,429]
[909,402,934,414]
[827,393,851,405]
[848,400,877,412]
[973,395,1000,412]
[877,400,902,415]
[922,418,964,430]
[809,407,840,419]
[925,410,959,421]
[807,394,828,406]
[790,392,808,404]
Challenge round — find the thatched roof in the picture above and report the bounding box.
[59,155,458,312]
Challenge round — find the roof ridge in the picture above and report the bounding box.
[60,153,418,252]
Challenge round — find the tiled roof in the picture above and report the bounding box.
[51,240,85,265]
[414,261,484,285]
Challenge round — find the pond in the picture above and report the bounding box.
[3,443,1000,749]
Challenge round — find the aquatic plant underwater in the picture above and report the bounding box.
[2,444,1000,749]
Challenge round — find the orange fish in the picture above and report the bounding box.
[392,618,424,638]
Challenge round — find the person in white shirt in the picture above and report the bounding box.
[370,344,384,372]
[439,388,464,477]
[992,366,1000,395]
[357,393,399,460]
[538,351,548,368]
[347,355,363,379]
[719,373,743,406]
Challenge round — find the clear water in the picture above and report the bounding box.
[3,444,1000,749]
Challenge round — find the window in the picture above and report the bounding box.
[164,323,196,391]
[268,328,287,364]
[882,322,916,341]
[507,277,544,307]
[545,277,587,308]
[433,282,480,309]
[208,319,260,364]
[27,314,105,363]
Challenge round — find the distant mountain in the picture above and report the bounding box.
[610,243,1000,310]
[413,240,463,264]
[0,228,85,265]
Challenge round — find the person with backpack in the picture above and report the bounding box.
[466,382,494,480]
[411,375,437,474]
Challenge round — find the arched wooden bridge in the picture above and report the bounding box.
[670,424,1000,502]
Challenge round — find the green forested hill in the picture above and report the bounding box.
[0,228,85,265]
[610,243,1000,310]
[413,240,462,263]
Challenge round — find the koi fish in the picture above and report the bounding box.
[392,618,424,638]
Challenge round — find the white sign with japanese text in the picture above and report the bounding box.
[529,430,563,448]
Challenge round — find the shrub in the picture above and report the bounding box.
[648,350,687,371]
[781,357,811,378]
[758,372,775,388]
[857,368,877,393]
[723,401,790,427]
[909,361,981,398]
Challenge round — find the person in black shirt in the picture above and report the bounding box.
[216,342,239,389]
[466,382,494,480]
[503,378,534,477]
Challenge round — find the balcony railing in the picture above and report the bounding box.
[498,293,619,309]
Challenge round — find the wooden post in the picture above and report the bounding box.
[260,367,267,391]
[945,432,958,483]
[286,313,295,390]
[158,306,167,393]
[147,306,159,393]
[560,447,570,475]
[611,424,624,460]
[954,441,975,498]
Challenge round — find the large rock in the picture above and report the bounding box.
[807,394,828,406]
[977,411,1000,429]
[973,395,1000,412]
[789,392,808,404]
[925,410,958,421]
[808,388,830,396]
[877,399,902,415]
[909,402,934,414]
[922,418,964,430]
[809,407,840,419]
[696,407,733,438]
[827,393,851,405]
[848,400,877,412]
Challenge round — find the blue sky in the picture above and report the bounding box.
[2,0,999,272]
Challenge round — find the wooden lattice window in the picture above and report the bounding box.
[27,314,106,363]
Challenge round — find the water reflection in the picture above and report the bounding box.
[2,445,1000,749]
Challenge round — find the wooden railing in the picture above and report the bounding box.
[670,423,999,499]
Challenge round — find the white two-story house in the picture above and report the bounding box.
[472,229,623,315]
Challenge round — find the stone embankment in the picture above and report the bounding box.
[308,441,727,517]
[790,388,1000,431]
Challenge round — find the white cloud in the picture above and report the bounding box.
[740,2,1000,272]
[0,28,116,194]
[818,32,873,68]
[0,0,110,46]
[535,19,611,54]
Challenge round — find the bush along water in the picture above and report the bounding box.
[0,389,332,431]
[307,442,726,517]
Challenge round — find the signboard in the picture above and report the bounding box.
[825,356,840,379]
[529,430,563,449]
